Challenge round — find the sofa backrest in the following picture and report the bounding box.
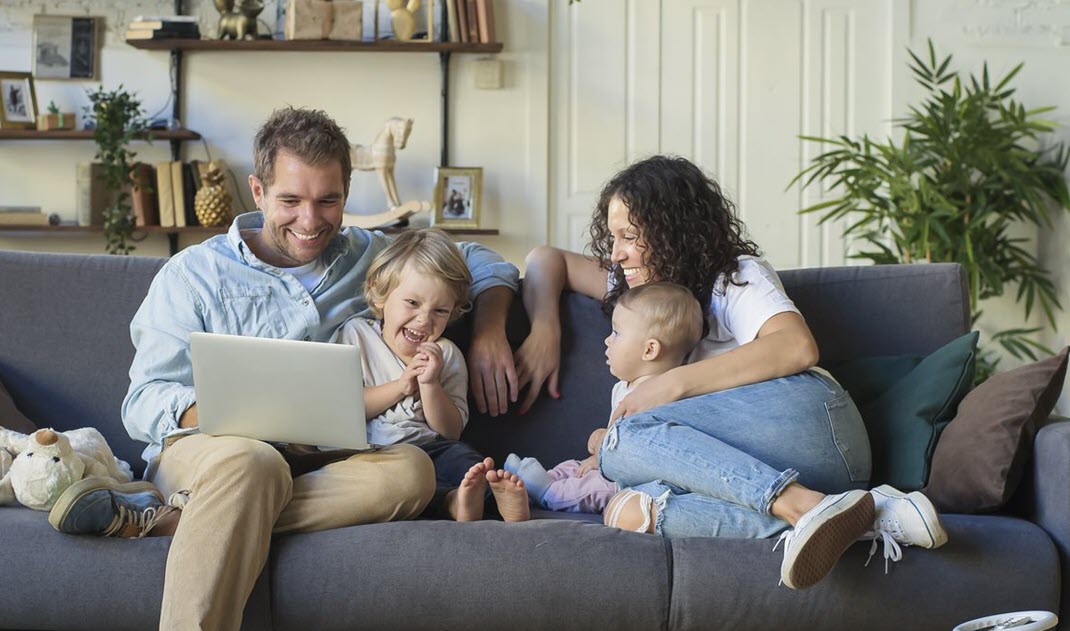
[0,249,968,476]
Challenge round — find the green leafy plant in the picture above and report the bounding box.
[85,86,149,255]
[792,41,1070,381]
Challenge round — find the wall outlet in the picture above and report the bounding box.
[474,58,503,89]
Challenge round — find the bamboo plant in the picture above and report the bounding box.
[792,41,1070,379]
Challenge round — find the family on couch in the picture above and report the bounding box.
[45,107,947,631]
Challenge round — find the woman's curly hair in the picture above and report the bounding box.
[589,155,760,314]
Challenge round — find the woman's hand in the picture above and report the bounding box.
[610,372,686,423]
[587,428,607,456]
[514,327,562,414]
[415,343,444,385]
[577,455,600,477]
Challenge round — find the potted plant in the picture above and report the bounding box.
[792,41,1070,380]
[85,85,149,255]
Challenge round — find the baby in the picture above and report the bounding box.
[505,282,704,513]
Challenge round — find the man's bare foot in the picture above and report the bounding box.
[447,457,493,521]
[486,469,530,523]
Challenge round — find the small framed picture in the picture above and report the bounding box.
[0,72,38,129]
[432,167,482,229]
[33,15,100,81]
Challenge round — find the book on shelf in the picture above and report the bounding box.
[475,0,495,44]
[446,0,459,42]
[75,162,117,227]
[466,0,479,43]
[181,162,200,227]
[170,162,187,228]
[0,205,42,213]
[130,162,159,227]
[0,211,49,226]
[155,161,176,227]
[125,23,201,40]
[131,15,199,25]
[455,0,469,43]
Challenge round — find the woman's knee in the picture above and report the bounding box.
[603,489,658,534]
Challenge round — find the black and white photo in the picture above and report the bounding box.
[0,72,37,129]
[33,15,99,81]
[432,167,482,229]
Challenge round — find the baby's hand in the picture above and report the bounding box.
[577,455,600,477]
[416,342,444,385]
[398,360,422,396]
[587,428,608,455]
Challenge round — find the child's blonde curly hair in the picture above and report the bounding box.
[364,228,472,322]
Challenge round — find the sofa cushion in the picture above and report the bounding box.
[0,377,36,434]
[270,519,670,631]
[669,514,1059,631]
[924,347,1069,513]
[857,331,977,490]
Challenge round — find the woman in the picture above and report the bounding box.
[515,156,946,589]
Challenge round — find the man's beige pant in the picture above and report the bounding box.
[149,434,434,631]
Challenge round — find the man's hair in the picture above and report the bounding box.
[253,107,353,195]
[364,229,472,322]
[617,282,704,364]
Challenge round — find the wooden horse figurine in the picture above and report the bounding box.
[351,117,413,210]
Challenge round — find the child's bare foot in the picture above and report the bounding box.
[447,457,493,521]
[486,469,530,523]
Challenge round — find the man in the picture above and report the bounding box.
[51,107,520,630]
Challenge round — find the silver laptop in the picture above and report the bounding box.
[190,332,369,450]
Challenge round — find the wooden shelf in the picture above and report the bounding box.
[0,224,498,236]
[127,39,503,53]
[0,129,201,141]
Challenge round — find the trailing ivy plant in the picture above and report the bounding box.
[792,41,1070,380]
[86,85,149,255]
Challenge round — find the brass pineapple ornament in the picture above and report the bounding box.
[194,164,232,227]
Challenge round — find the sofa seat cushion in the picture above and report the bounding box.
[270,519,670,631]
[669,514,1058,631]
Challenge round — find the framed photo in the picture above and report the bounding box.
[432,167,482,229]
[0,72,38,129]
[33,15,100,81]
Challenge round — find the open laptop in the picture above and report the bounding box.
[190,332,370,450]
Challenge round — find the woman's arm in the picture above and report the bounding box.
[515,246,609,413]
[610,311,819,421]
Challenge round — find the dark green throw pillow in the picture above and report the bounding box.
[828,355,924,408]
[856,331,978,490]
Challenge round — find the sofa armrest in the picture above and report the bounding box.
[1032,417,1070,628]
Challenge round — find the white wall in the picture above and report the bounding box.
[0,0,548,263]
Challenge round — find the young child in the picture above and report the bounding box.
[505,282,704,514]
[333,229,529,522]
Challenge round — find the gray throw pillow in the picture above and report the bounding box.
[923,347,1069,513]
[0,378,37,434]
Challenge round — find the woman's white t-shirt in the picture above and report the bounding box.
[608,255,800,365]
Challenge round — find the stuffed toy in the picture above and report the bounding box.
[0,427,133,511]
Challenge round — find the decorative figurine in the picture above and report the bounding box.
[216,0,264,40]
[386,0,421,42]
[350,117,413,210]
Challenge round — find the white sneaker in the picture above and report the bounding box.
[774,489,875,590]
[863,485,948,573]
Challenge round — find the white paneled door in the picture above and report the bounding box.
[549,0,908,269]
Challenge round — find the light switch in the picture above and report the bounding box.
[474,58,503,90]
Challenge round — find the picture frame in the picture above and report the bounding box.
[0,71,38,129]
[432,167,482,229]
[33,15,100,81]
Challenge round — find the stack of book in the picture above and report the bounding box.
[0,206,48,226]
[125,15,201,41]
[446,0,496,44]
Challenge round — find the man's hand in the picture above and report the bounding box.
[415,343,444,385]
[610,372,686,423]
[514,327,561,414]
[577,455,600,477]
[587,427,608,456]
[179,404,199,429]
[467,328,518,417]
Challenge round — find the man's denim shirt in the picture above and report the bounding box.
[122,211,520,466]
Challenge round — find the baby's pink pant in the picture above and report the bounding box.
[542,459,621,514]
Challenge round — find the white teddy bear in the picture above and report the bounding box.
[0,427,133,511]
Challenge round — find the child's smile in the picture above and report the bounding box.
[376,262,458,361]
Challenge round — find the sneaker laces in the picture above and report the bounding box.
[864,525,903,574]
[102,505,166,538]
[772,529,795,586]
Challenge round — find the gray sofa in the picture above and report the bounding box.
[0,248,1066,631]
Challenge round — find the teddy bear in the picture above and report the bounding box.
[0,427,133,511]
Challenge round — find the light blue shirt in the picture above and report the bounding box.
[122,211,519,465]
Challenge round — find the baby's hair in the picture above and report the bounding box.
[617,282,704,364]
[364,229,472,321]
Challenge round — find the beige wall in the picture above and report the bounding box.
[0,0,548,264]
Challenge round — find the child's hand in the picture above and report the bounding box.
[398,360,422,396]
[415,342,445,385]
[587,428,608,455]
[577,455,600,477]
